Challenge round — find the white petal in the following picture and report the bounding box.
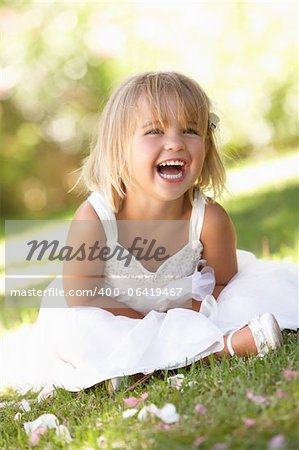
[156,403,180,424]
[37,384,55,402]
[56,425,72,442]
[24,413,59,434]
[137,404,159,422]
[167,374,185,389]
[14,412,22,422]
[122,408,138,418]
[19,399,31,412]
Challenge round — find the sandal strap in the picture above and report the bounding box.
[226,330,237,356]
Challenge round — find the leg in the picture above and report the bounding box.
[216,313,283,358]
[216,325,258,357]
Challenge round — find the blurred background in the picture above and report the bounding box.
[0,0,298,259]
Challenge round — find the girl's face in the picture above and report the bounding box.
[129,97,206,202]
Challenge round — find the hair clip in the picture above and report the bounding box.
[208,112,220,130]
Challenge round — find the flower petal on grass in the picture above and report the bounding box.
[24,413,59,434]
[28,427,47,446]
[19,399,31,412]
[282,370,299,381]
[96,418,103,429]
[122,408,138,418]
[186,381,198,387]
[276,389,287,399]
[243,418,256,427]
[138,404,159,422]
[193,436,207,447]
[56,425,72,443]
[37,384,56,402]
[97,435,107,446]
[156,403,180,424]
[14,412,22,423]
[246,391,268,404]
[137,403,180,424]
[194,404,206,415]
[157,423,172,430]
[167,374,185,390]
[268,434,286,449]
[123,392,148,408]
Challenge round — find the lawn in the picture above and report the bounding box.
[0,336,298,449]
[0,158,298,449]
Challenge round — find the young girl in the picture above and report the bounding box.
[1,72,298,393]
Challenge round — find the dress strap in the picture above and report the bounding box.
[189,189,206,242]
[87,192,118,243]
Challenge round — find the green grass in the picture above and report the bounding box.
[0,333,298,449]
[224,180,298,261]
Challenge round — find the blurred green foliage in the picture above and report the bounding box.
[0,1,298,218]
[224,181,298,260]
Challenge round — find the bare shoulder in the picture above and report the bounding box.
[202,200,236,240]
[73,201,99,221]
[70,201,105,239]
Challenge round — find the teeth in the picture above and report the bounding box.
[159,172,183,180]
[158,160,185,167]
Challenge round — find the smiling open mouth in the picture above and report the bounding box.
[156,160,185,180]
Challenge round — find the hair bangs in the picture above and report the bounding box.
[134,74,209,136]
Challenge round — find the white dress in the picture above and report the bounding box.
[1,190,298,393]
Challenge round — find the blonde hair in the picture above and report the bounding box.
[81,71,226,212]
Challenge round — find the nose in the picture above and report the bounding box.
[163,133,185,151]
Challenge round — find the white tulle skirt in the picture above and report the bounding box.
[1,250,298,393]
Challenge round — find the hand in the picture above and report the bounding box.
[180,298,202,312]
[192,298,202,312]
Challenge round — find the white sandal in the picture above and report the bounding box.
[227,313,283,358]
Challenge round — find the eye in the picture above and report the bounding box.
[184,128,198,135]
[145,129,162,135]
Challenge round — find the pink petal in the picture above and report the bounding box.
[28,427,47,446]
[29,432,40,446]
[194,404,206,415]
[246,391,267,404]
[243,418,256,427]
[267,434,286,449]
[282,370,299,381]
[276,389,287,399]
[123,393,148,408]
[158,423,172,430]
[35,427,47,436]
[123,397,141,408]
[193,436,207,447]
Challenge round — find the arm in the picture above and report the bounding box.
[200,201,238,299]
[175,202,236,312]
[63,202,144,319]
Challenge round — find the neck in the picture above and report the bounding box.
[117,190,191,220]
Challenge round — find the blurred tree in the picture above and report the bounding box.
[0,0,297,218]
